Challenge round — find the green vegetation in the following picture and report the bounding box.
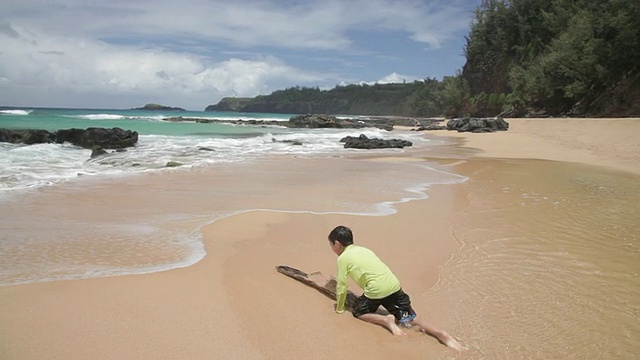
[207,82,443,116]
[207,79,474,117]
[206,0,639,117]
[205,97,253,111]
[464,0,640,116]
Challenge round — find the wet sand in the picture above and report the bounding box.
[1,118,639,359]
[427,118,640,358]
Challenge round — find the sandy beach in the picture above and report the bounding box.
[1,118,639,359]
[437,118,640,176]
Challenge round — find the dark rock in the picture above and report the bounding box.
[56,127,138,149]
[0,127,138,149]
[0,129,19,143]
[288,114,398,130]
[415,124,447,131]
[166,161,183,167]
[90,146,108,158]
[0,129,56,144]
[340,134,412,149]
[272,138,303,146]
[446,117,509,133]
[22,130,57,144]
[289,114,354,128]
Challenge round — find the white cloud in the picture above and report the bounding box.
[2,0,471,50]
[0,24,326,109]
[337,0,471,49]
[376,72,420,84]
[337,72,420,87]
[0,0,475,108]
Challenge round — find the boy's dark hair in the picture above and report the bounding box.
[328,225,354,247]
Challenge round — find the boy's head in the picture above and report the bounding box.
[328,226,353,255]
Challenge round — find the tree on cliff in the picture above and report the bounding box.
[463,0,640,116]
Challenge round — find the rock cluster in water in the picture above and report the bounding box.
[0,127,139,149]
[340,134,413,149]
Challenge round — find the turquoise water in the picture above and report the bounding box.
[1,107,431,195]
[0,107,292,135]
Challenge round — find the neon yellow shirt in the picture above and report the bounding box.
[335,244,401,313]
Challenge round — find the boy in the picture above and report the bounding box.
[328,225,463,351]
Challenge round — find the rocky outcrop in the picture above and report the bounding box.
[289,114,370,129]
[90,146,108,158]
[0,129,56,144]
[414,123,447,131]
[163,114,509,135]
[288,114,442,131]
[0,128,139,149]
[163,114,444,131]
[164,116,284,126]
[340,134,412,149]
[446,117,509,132]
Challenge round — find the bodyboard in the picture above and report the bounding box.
[276,265,358,311]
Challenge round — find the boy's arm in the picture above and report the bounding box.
[335,257,348,313]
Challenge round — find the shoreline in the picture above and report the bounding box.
[0,165,468,359]
[430,118,640,176]
[1,118,638,359]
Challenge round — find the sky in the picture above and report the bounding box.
[0,0,480,110]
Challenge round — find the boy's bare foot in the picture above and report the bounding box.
[385,315,408,336]
[443,335,464,351]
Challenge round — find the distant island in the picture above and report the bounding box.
[132,103,185,111]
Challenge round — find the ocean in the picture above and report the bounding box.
[0,107,465,286]
[0,107,419,194]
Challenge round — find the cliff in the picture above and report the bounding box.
[205,98,254,112]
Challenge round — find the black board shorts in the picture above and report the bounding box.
[352,288,416,321]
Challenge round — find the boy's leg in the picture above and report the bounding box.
[411,316,464,351]
[357,313,407,336]
[381,289,464,351]
[353,295,407,336]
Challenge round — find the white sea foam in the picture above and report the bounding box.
[69,113,127,120]
[66,113,169,121]
[66,113,290,122]
[0,126,428,198]
[0,225,208,286]
[0,109,32,115]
